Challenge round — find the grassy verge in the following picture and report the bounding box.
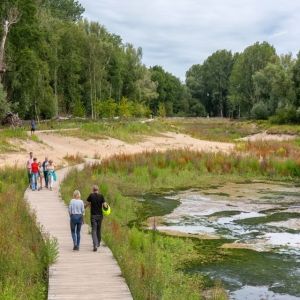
[0,128,42,153]
[165,118,260,142]
[56,119,171,143]
[0,168,57,299]
[258,121,300,135]
[61,150,300,299]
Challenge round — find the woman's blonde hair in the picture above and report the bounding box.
[73,190,81,199]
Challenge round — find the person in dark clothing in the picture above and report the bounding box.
[86,185,107,252]
[30,119,36,135]
[42,157,49,188]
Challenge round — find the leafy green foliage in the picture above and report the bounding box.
[0,83,9,119]
[251,101,269,120]
[186,50,234,117]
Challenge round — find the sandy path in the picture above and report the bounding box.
[0,131,233,168]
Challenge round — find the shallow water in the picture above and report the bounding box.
[141,181,300,299]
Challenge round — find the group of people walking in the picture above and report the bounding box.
[27,151,109,252]
[26,152,56,191]
[69,185,109,252]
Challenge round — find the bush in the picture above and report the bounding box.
[0,83,10,119]
[270,106,300,124]
[158,102,166,117]
[189,101,206,117]
[72,99,86,117]
[118,97,133,118]
[251,101,269,120]
[95,98,117,118]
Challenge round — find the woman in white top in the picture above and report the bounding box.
[69,190,85,251]
[47,160,55,190]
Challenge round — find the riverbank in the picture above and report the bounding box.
[61,149,300,299]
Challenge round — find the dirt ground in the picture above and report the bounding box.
[0,131,234,168]
[238,131,296,142]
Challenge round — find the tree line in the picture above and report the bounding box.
[186,43,300,122]
[1,0,300,123]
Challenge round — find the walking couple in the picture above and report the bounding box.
[69,185,110,252]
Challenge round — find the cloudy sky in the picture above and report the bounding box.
[80,0,300,79]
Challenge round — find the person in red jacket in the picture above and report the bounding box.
[31,158,39,191]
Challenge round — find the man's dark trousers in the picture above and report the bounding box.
[91,215,103,247]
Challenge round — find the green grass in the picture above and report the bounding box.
[258,121,300,135]
[235,212,300,225]
[0,168,57,299]
[56,119,172,143]
[165,118,260,142]
[0,128,42,153]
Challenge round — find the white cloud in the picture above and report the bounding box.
[80,0,300,79]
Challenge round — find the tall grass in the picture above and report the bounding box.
[61,149,300,299]
[63,153,85,165]
[236,140,300,161]
[0,168,54,299]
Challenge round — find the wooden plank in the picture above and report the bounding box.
[25,165,132,300]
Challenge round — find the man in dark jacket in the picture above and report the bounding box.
[86,185,107,251]
[42,157,49,188]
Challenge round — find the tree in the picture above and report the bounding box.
[0,6,20,80]
[229,42,277,117]
[150,66,186,116]
[186,50,233,117]
[293,51,300,108]
[253,55,296,115]
[44,0,84,21]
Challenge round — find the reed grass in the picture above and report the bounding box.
[0,168,55,299]
[61,149,300,299]
[63,153,85,165]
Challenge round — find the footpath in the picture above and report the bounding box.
[25,164,132,300]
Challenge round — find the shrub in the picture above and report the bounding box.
[189,101,207,117]
[251,101,269,120]
[270,106,300,124]
[118,97,133,118]
[158,102,166,118]
[0,83,10,119]
[72,99,86,117]
[95,98,117,118]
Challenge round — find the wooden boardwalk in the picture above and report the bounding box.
[25,165,132,300]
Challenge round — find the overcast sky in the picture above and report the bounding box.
[80,0,300,80]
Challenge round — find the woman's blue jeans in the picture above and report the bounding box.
[70,214,83,247]
[31,172,39,190]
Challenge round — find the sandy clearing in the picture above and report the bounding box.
[239,131,297,142]
[0,131,234,168]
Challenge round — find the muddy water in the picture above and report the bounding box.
[140,182,300,299]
